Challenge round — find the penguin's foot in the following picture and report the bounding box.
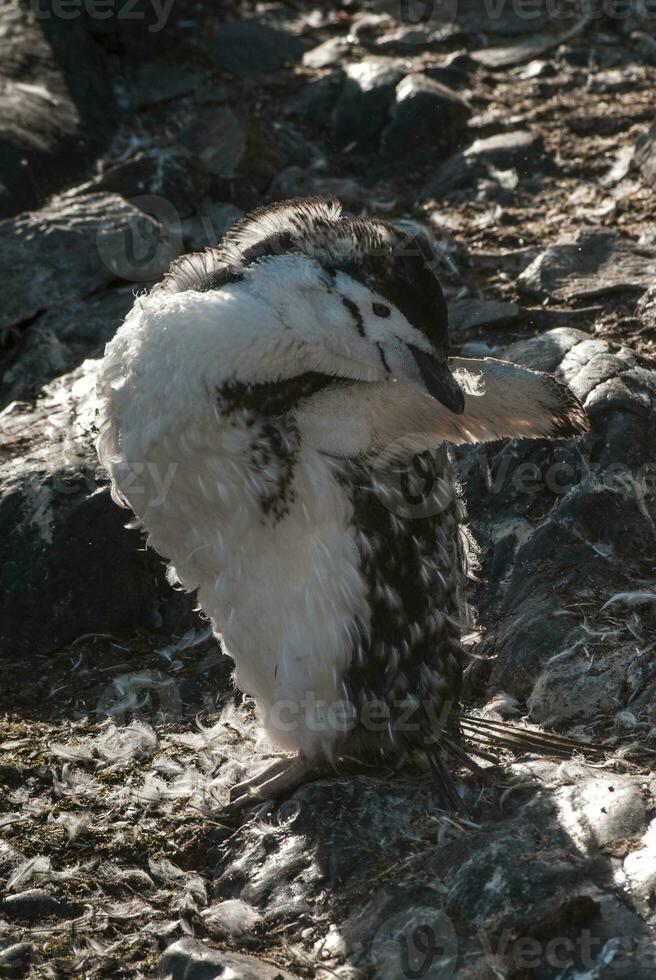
[226,754,316,812]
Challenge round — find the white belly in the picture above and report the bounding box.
[112,410,368,760]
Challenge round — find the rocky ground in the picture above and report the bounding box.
[1,1,656,977]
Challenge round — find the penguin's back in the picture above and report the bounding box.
[337,445,469,764]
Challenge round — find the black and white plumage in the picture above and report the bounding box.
[96,197,589,807]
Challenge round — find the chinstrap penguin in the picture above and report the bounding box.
[96,197,590,809]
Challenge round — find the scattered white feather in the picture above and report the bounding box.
[50,740,96,763]
[452,365,486,396]
[52,811,95,841]
[482,693,521,718]
[6,855,52,892]
[601,592,656,610]
[52,764,101,800]
[97,670,182,721]
[95,720,158,765]
[50,721,157,769]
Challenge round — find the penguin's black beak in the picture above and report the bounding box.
[409,345,465,415]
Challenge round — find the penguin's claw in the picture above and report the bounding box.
[225,754,316,813]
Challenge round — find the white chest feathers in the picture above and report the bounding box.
[102,402,369,759]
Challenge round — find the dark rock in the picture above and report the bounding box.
[216,777,464,918]
[470,14,591,70]
[0,360,198,658]
[340,884,457,978]
[587,66,647,96]
[331,58,406,152]
[559,46,593,69]
[379,73,471,166]
[472,244,541,275]
[182,202,243,253]
[626,651,656,718]
[203,20,308,80]
[632,31,656,67]
[454,0,559,35]
[476,171,520,205]
[129,60,213,108]
[528,644,630,726]
[82,0,195,56]
[433,764,649,930]
[0,942,31,976]
[517,228,656,302]
[0,888,80,922]
[353,2,458,44]
[350,12,396,44]
[636,283,656,327]
[1,288,134,410]
[220,761,655,977]
[459,328,656,720]
[487,595,585,700]
[429,130,541,196]
[158,939,299,980]
[471,37,559,69]
[78,150,205,220]
[271,124,321,169]
[174,110,285,201]
[183,106,246,179]
[636,115,656,188]
[377,23,455,53]
[423,62,471,90]
[503,327,591,373]
[287,72,345,125]
[449,298,521,331]
[0,192,178,334]
[0,3,113,218]
[268,169,369,210]
[523,305,604,332]
[567,113,629,136]
[233,127,289,202]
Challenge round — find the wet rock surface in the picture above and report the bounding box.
[1,3,656,978]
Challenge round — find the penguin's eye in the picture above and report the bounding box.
[372,302,391,318]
